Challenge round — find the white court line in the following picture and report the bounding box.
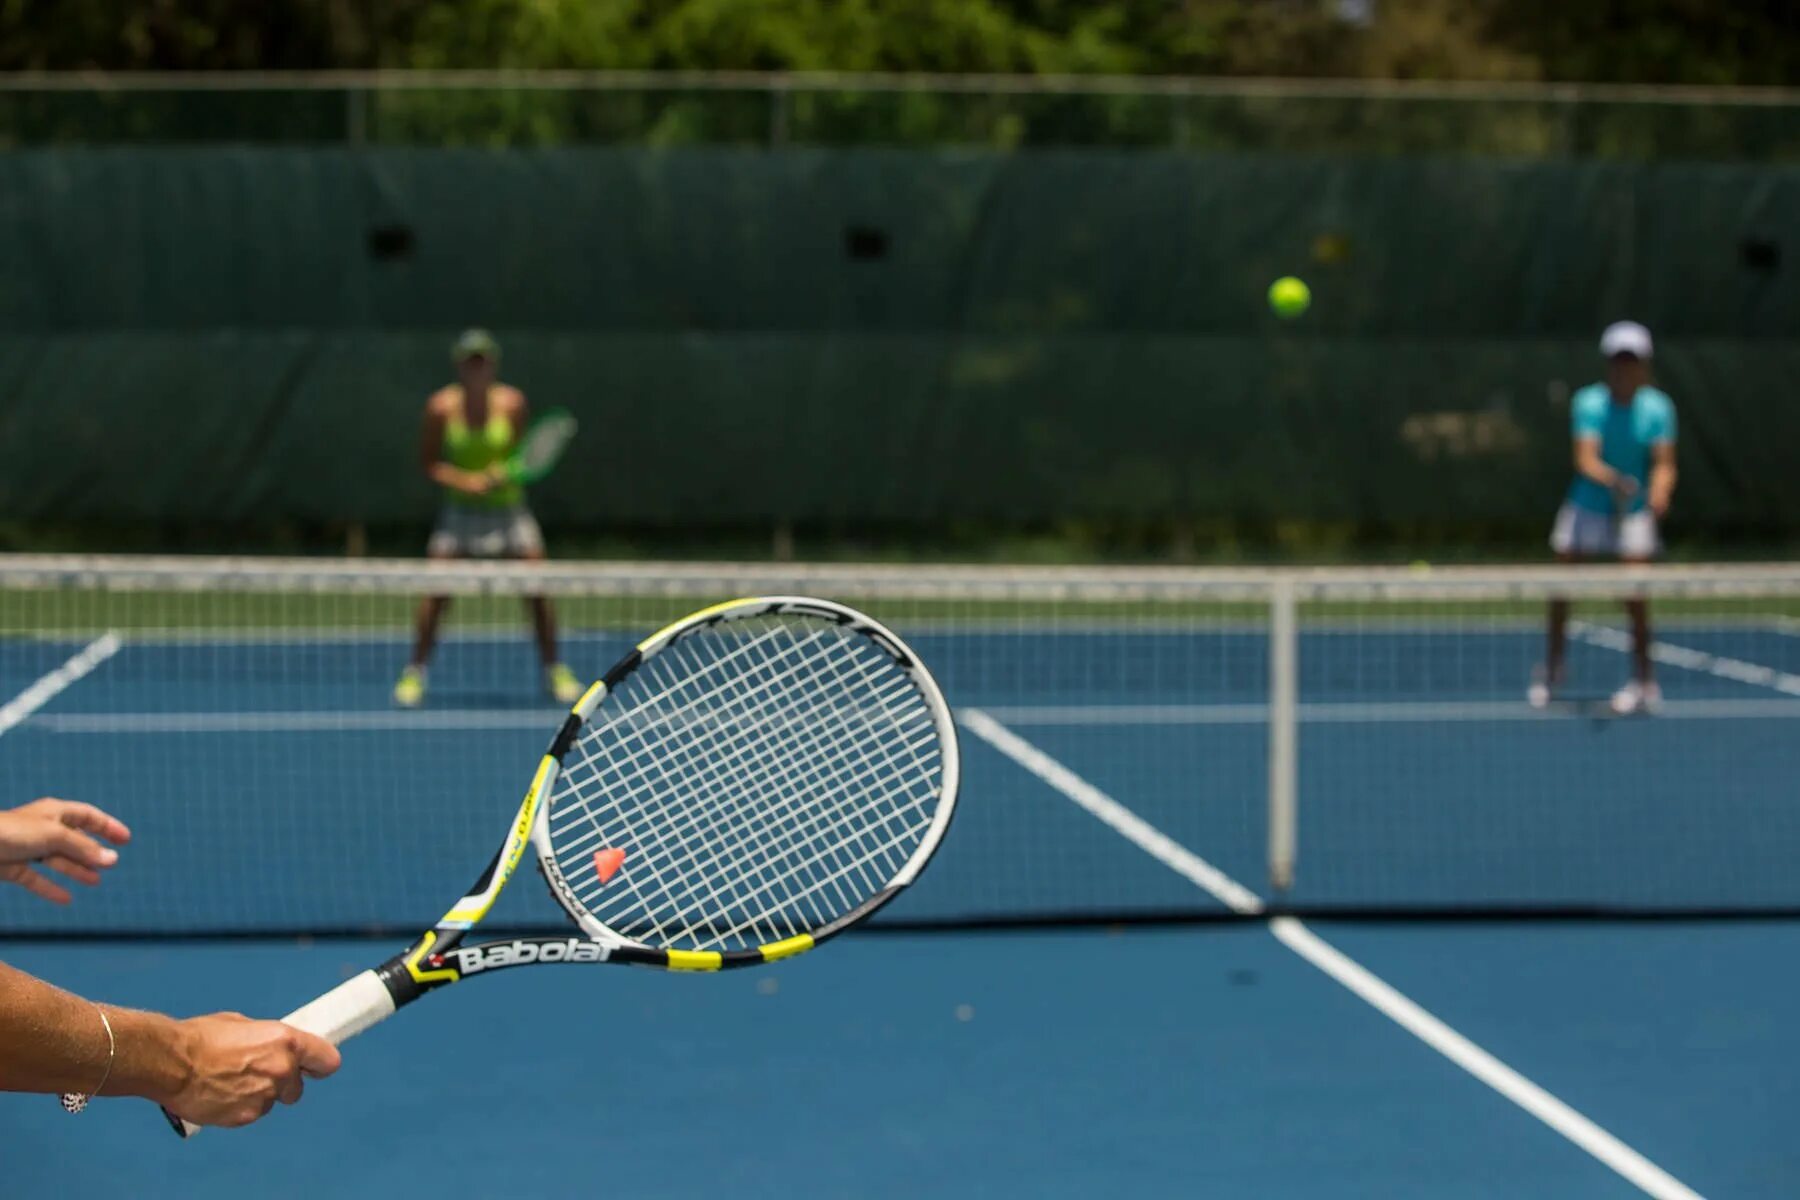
[1572,621,1800,697]
[6,627,632,647]
[958,710,1262,914]
[33,694,1800,736]
[979,698,1800,726]
[957,706,1706,1200]
[0,634,122,736]
[1267,918,1705,1200]
[30,708,561,734]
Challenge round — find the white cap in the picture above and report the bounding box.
[1599,320,1653,359]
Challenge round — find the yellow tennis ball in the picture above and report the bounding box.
[1268,276,1311,319]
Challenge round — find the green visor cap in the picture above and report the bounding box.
[452,328,501,363]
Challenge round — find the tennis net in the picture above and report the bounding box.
[0,554,1797,935]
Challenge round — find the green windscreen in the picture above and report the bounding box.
[0,147,1793,537]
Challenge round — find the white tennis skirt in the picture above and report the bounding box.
[1549,502,1659,559]
[427,504,545,559]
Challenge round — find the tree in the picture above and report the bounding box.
[3,0,1798,86]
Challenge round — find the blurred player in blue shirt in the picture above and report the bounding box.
[1531,321,1678,714]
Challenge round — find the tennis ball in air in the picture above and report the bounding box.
[1268,276,1311,318]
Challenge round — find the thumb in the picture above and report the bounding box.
[288,1029,343,1079]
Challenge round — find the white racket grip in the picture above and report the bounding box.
[282,969,398,1045]
[170,970,396,1138]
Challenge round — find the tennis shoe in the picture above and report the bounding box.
[547,663,583,705]
[393,665,426,708]
[1609,679,1662,716]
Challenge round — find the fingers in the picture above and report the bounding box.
[223,1095,278,1127]
[51,801,132,847]
[39,853,101,888]
[0,864,72,905]
[271,1029,331,1108]
[41,824,118,872]
[4,800,126,872]
[289,1029,343,1079]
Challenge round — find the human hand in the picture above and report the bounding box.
[0,798,130,904]
[157,1014,342,1129]
[454,470,495,497]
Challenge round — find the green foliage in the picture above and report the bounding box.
[2,0,1795,85]
[2,1,1797,156]
[1487,0,1800,86]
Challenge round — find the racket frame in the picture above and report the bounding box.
[502,407,578,484]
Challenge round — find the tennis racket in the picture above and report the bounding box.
[163,595,958,1137]
[499,407,577,484]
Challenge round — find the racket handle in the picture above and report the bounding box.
[282,969,399,1044]
[163,969,397,1139]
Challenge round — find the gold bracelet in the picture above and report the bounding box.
[59,1004,115,1114]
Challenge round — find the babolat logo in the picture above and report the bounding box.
[452,939,607,974]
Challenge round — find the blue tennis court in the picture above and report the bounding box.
[3,599,1798,1197]
[3,924,1796,1197]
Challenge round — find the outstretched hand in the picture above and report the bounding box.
[0,798,131,904]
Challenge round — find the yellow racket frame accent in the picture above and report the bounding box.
[635,597,749,652]
[404,930,460,986]
[759,934,816,963]
[664,949,725,972]
[444,755,556,927]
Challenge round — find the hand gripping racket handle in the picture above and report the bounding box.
[164,969,397,1138]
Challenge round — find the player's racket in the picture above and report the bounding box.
[499,407,577,484]
[164,596,958,1137]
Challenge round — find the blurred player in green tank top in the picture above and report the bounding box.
[393,330,581,707]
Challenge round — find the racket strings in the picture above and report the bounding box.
[546,614,943,951]
[561,626,931,943]
[515,413,576,471]
[615,632,934,892]
[553,624,875,889]
[634,644,936,939]
[568,623,924,869]
[556,626,912,945]
[671,627,938,911]
[591,649,866,921]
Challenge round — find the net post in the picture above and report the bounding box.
[1267,577,1298,892]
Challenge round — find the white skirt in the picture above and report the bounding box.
[1549,502,1659,559]
[427,504,545,559]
